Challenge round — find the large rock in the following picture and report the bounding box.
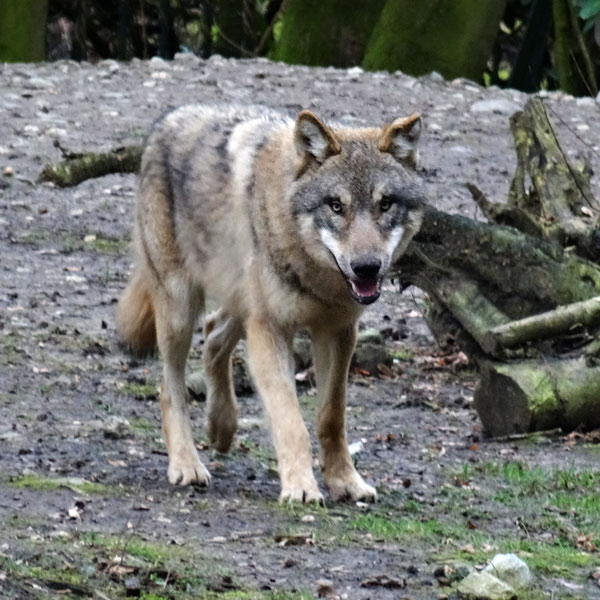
[458,571,516,600]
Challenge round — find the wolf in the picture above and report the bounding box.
[117,104,425,503]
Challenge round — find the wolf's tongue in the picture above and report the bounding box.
[350,278,379,297]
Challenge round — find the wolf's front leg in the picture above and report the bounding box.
[246,315,323,504]
[312,324,377,502]
[155,280,210,487]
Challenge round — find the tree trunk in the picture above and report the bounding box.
[272,0,386,67]
[362,0,506,81]
[0,0,48,62]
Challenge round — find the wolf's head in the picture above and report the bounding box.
[290,110,425,305]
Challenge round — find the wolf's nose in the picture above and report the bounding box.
[351,258,382,279]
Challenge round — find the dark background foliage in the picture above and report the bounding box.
[1,0,600,96]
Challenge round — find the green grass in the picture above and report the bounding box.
[391,348,415,361]
[4,473,116,495]
[351,513,485,547]
[345,460,600,588]
[194,593,313,600]
[0,555,87,586]
[81,531,177,565]
[485,462,600,519]
[501,539,595,575]
[87,235,127,254]
[120,381,158,399]
[20,228,48,243]
[0,333,25,365]
[130,416,157,432]
[0,530,313,600]
[62,233,128,255]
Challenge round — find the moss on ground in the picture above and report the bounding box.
[62,233,129,255]
[4,473,117,495]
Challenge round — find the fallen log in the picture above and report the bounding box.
[483,295,600,354]
[394,97,600,435]
[474,357,600,437]
[394,207,600,321]
[39,145,142,187]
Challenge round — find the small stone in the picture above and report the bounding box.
[23,77,53,89]
[348,441,364,456]
[470,98,520,115]
[46,127,68,138]
[150,56,169,69]
[103,415,131,440]
[458,572,516,600]
[425,71,444,82]
[174,51,201,63]
[23,125,40,136]
[484,553,532,589]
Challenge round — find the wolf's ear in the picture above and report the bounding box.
[294,110,341,164]
[379,113,422,168]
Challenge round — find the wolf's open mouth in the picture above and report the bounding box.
[348,278,381,305]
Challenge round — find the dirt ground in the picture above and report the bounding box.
[1,55,600,600]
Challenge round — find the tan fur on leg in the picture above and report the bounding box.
[246,315,323,504]
[155,274,209,486]
[312,324,377,501]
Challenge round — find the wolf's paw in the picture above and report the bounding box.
[326,470,377,502]
[167,454,211,487]
[279,475,324,505]
[205,409,238,454]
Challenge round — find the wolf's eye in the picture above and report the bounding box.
[380,196,394,212]
[326,197,344,214]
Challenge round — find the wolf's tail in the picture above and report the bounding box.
[116,270,157,355]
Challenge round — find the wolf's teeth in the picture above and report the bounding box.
[350,279,379,297]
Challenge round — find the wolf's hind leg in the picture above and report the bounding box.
[155,274,209,486]
[312,324,377,502]
[204,309,243,452]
